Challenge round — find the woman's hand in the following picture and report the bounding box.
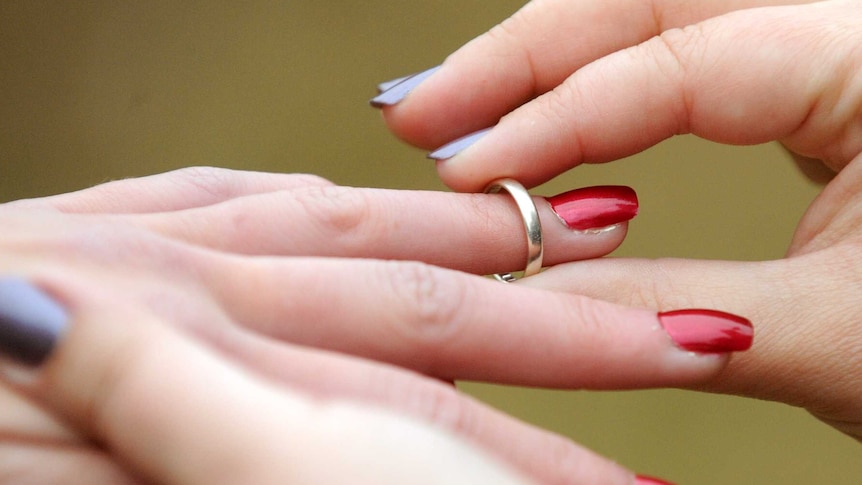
[0,167,739,484]
[0,278,534,485]
[372,0,862,439]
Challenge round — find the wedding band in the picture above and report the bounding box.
[484,178,543,282]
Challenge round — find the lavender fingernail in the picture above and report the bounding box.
[376,75,411,94]
[370,65,440,107]
[427,127,493,160]
[0,278,67,366]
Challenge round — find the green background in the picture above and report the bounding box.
[1,2,859,483]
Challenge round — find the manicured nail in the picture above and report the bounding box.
[658,309,753,353]
[635,475,676,485]
[0,278,67,366]
[546,185,638,231]
[377,75,410,93]
[369,65,440,107]
[427,127,493,160]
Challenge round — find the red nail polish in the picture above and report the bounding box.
[546,186,638,230]
[635,475,676,485]
[658,309,753,353]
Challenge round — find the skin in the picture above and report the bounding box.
[378,0,862,440]
[0,167,725,484]
[7,0,861,482]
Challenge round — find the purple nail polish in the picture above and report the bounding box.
[427,127,493,160]
[0,278,67,366]
[376,75,410,94]
[369,65,440,107]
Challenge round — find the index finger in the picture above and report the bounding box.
[373,0,811,152]
[430,2,859,191]
[206,257,753,390]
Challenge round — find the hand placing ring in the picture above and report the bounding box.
[483,178,544,282]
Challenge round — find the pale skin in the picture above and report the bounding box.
[378,0,862,440]
[4,0,862,484]
[0,167,709,485]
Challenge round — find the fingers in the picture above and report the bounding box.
[374,0,813,151]
[0,444,142,485]
[0,229,642,485]
[0,382,79,445]
[433,2,862,191]
[524,253,862,429]
[136,184,638,274]
[205,256,751,389]
[216,329,635,485]
[0,277,536,485]
[5,167,332,214]
[373,1,854,192]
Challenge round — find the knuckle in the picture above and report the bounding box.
[537,84,579,128]
[374,369,476,435]
[484,10,530,58]
[481,4,545,92]
[635,258,696,310]
[379,261,467,347]
[654,24,705,71]
[413,384,476,435]
[293,185,376,248]
[559,293,613,338]
[649,25,706,130]
[167,166,239,201]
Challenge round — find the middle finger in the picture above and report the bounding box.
[203,255,749,389]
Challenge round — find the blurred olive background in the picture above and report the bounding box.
[1,1,859,483]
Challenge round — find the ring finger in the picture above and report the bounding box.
[132,183,640,274]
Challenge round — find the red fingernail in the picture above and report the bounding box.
[546,185,638,230]
[635,475,676,485]
[658,309,753,353]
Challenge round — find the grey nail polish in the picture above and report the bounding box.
[0,278,67,366]
[369,65,440,107]
[427,127,493,160]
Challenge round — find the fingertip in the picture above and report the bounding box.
[375,58,532,152]
[657,309,754,354]
[536,185,639,265]
[369,65,441,109]
[0,277,68,368]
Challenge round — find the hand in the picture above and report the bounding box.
[372,0,862,439]
[0,167,732,484]
[0,278,533,485]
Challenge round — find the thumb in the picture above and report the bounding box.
[0,277,534,485]
[526,253,862,430]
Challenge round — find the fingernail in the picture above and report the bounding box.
[0,278,67,366]
[427,127,493,160]
[546,185,638,231]
[376,75,410,93]
[658,309,753,353]
[369,65,440,107]
[635,475,676,485]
